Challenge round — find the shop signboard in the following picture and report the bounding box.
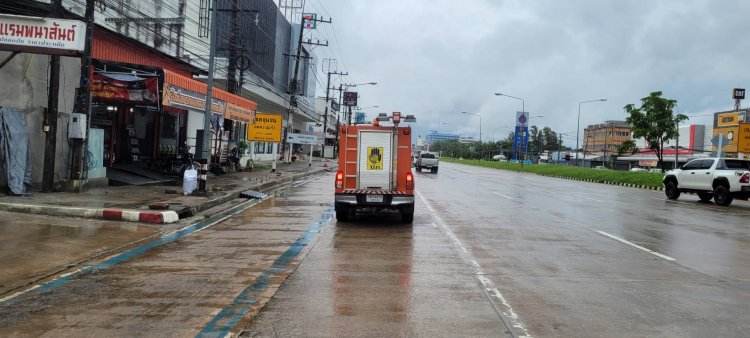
[711,110,748,154]
[91,73,159,109]
[738,123,750,154]
[162,83,224,115]
[247,113,282,143]
[225,103,255,124]
[0,14,86,56]
[287,132,318,145]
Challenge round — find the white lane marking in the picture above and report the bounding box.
[493,192,522,203]
[573,194,605,203]
[417,191,532,338]
[597,231,676,261]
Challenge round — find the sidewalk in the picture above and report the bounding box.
[0,158,337,224]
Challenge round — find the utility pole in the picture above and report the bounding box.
[558,133,563,163]
[285,10,331,163]
[43,0,63,192]
[323,70,347,147]
[69,0,96,185]
[199,0,218,193]
[219,1,258,95]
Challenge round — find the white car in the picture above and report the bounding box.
[663,158,750,206]
[630,167,648,172]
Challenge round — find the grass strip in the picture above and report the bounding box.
[442,158,664,189]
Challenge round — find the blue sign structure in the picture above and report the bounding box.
[512,125,529,161]
[355,112,366,124]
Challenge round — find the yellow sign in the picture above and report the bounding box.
[739,123,750,153]
[717,112,739,127]
[367,147,383,170]
[247,113,282,142]
[712,126,739,153]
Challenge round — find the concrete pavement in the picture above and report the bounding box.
[0,158,336,224]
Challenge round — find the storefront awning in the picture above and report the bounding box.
[161,69,256,123]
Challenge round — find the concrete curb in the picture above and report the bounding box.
[537,173,664,191]
[0,203,180,224]
[0,167,333,224]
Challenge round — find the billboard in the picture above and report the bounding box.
[739,123,750,153]
[512,125,528,160]
[247,113,283,143]
[515,111,528,127]
[712,109,748,154]
[343,91,358,106]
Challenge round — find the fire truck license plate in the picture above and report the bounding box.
[366,195,384,203]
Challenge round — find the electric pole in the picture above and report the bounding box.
[323,70,347,146]
[69,0,96,186]
[43,0,63,192]
[284,10,331,163]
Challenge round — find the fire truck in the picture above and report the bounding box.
[334,112,417,223]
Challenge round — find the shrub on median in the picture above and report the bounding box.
[442,158,664,188]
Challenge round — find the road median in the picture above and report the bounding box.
[442,158,664,190]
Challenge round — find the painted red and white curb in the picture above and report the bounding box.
[102,209,179,224]
[0,203,179,224]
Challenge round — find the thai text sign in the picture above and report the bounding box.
[286,132,319,145]
[248,113,282,142]
[738,123,750,153]
[0,14,85,56]
[225,103,255,124]
[162,84,224,115]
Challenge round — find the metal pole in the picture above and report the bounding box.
[69,0,95,183]
[43,0,62,192]
[576,102,581,166]
[674,104,679,169]
[201,0,218,190]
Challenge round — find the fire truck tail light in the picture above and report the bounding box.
[406,172,414,189]
[336,171,344,188]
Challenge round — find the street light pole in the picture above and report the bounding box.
[674,103,680,169]
[576,98,607,166]
[461,112,482,143]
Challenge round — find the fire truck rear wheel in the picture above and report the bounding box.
[336,210,350,222]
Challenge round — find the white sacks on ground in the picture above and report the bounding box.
[183,168,198,195]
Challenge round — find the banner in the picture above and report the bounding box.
[247,113,282,143]
[91,73,159,108]
[0,14,85,56]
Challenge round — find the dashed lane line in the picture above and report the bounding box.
[597,231,676,261]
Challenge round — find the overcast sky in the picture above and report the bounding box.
[305,0,750,145]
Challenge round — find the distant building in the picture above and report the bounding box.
[425,130,459,145]
[583,120,632,155]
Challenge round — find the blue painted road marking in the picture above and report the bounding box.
[1,198,267,304]
[196,207,335,338]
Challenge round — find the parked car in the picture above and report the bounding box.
[663,158,750,206]
[649,168,663,173]
[630,167,648,172]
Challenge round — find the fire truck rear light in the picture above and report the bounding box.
[406,172,414,189]
[741,172,750,184]
[336,171,344,188]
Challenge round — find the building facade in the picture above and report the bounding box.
[0,0,321,191]
[583,120,632,155]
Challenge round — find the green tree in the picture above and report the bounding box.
[624,91,688,170]
[616,139,638,155]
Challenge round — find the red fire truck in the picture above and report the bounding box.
[335,112,416,223]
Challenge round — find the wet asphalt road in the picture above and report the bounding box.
[2,162,750,337]
[242,162,750,337]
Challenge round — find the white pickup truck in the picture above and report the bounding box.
[663,158,750,206]
[416,152,439,173]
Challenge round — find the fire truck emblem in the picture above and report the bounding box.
[367,147,383,170]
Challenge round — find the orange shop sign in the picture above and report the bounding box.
[162,83,224,115]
